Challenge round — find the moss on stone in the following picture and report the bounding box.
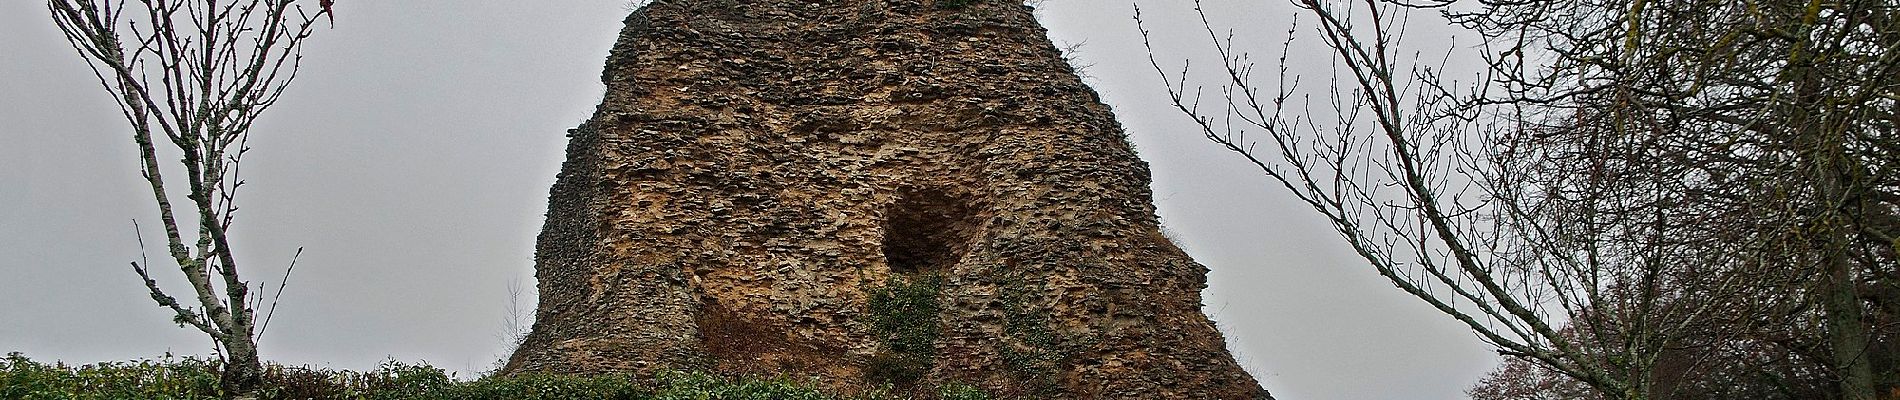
[995,281,1062,394]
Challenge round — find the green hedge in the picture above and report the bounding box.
[1,353,991,400]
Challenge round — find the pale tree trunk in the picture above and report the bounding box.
[47,0,329,395]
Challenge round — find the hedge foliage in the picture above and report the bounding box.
[1,352,991,400]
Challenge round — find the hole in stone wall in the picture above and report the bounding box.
[881,187,979,275]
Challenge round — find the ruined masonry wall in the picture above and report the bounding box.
[505,1,1269,398]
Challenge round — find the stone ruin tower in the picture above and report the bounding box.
[505,0,1269,398]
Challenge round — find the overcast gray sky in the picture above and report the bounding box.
[0,1,1496,398]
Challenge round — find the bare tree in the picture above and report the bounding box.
[1139,0,1897,399]
[1140,1,1697,397]
[1447,0,1900,397]
[47,0,331,394]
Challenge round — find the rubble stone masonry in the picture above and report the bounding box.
[505,1,1270,398]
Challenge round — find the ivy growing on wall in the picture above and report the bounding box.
[864,275,944,386]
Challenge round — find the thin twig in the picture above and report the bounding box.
[256,246,302,339]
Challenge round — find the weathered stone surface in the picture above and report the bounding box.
[504,0,1269,398]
